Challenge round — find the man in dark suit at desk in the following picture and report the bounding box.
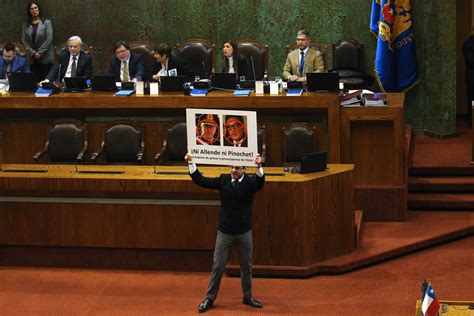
[0,43,30,79]
[41,36,92,83]
[152,42,193,81]
[184,153,264,313]
[108,40,145,82]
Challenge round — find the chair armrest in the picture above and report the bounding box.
[154,140,167,164]
[137,140,145,163]
[261,141,267,163]
[90,142,104,163]
[33,142,49,163]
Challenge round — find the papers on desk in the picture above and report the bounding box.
[286,89,303,96]
[35,88,53,97]
[190,88,208,96]
[340,89,362,106]
[233,90,251,96]
[114,90,135,96]
[363,93,387,106]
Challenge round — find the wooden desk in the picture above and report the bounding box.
[340,94,406,221]
[0,164,354,276]
[0,91,340,166]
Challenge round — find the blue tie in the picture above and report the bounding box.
[299,51,305,76]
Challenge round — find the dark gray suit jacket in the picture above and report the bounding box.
[21,18,54,64]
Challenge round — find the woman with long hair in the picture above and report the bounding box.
[21,2,54,81]
[222,40,252,80]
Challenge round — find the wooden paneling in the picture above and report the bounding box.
[0,164,354,273]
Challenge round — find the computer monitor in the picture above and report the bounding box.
[211,73,237,90]
[306,72,339,92]
[291,151,328,174]
[63,77,88,92]
[91,75,117,91]
[8,72,38,92]
[160,76,186,92]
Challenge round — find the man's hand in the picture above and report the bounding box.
[288,75,299,81]
[184,153,193,163]
[255,154,262,167]
[39,79,49,86]
[152,74,160,81]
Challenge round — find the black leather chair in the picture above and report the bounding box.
[236,39,269,80]
[155,121,187,165]
[286,40,329,72]
[176,39,216,79]
[282,123,316,165]
[331,38,374,89]
[34,119,87,163]
[257,124,267,163]
[90,120,144,164]
[0,41,30,65]
[129,41,156,81]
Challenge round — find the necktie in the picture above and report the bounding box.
[123,61,129,82]
[5,62,11,74]
[232,180,238,189]
[71,56,77,77]
[299,51,305,76]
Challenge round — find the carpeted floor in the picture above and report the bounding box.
[0,236,472,315]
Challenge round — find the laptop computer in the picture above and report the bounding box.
[8,72,38,92]
[291,151,328,174]
[63,77,88,92]
[211,73,237,90]
[306,72,340,92]
[160,75,186,92]
[91,75,117,91]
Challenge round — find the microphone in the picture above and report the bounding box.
[201,61,209,80]
[57,62,62,84]
[250,56,256,81]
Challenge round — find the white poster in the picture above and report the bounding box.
[186,109,258,166]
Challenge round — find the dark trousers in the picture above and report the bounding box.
[205,229,253,301]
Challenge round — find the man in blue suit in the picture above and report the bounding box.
[108,40,145,82]
[0,43,30,79]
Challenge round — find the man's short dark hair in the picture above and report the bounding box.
[155,43,172,57]
[3,43,16,53]
[114,40,130,52]
[297,30,310,38]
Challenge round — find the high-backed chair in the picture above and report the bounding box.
[236,39,269,80]
[282,123,316,164]
[331,38,374,89]
[33,119,87,164]
[176,39,216,79]
[155,121,187,165]
[286,40,329,72]
[129,41,156,81]
[54,41,93,59]
[90,120,144,164]
[257,124,267,163]
[0,41,30,65]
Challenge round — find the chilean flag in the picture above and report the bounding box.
[421,284,440,316]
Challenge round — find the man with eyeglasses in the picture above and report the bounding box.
[184,152,264,313]
[224,115,247,147]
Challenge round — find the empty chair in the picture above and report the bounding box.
[282,123,316,165]
[129,41,156,81]
[331,38,374,89]
[175,39,216,79]
[286,39,329,72]
[155,121,187,165]
[236,39,269,80]
[90,120,144,164]
[34,119,87,163]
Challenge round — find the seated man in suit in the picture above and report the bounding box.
[41,36,92,83]
[152,43,193,81]
[108,40,145,82]
[0,43,30,79]
[282,30,324,82]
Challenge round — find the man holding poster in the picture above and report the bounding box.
[184,152,264,313]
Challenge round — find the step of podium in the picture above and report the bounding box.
[408,193,474,210]
[409,176,474,192]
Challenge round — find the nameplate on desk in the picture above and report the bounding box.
[75,170,125,174]
[0,169,48,173]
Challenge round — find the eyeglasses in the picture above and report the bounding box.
[225,122,243,131]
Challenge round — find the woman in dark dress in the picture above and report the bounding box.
[222,40,252,80]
